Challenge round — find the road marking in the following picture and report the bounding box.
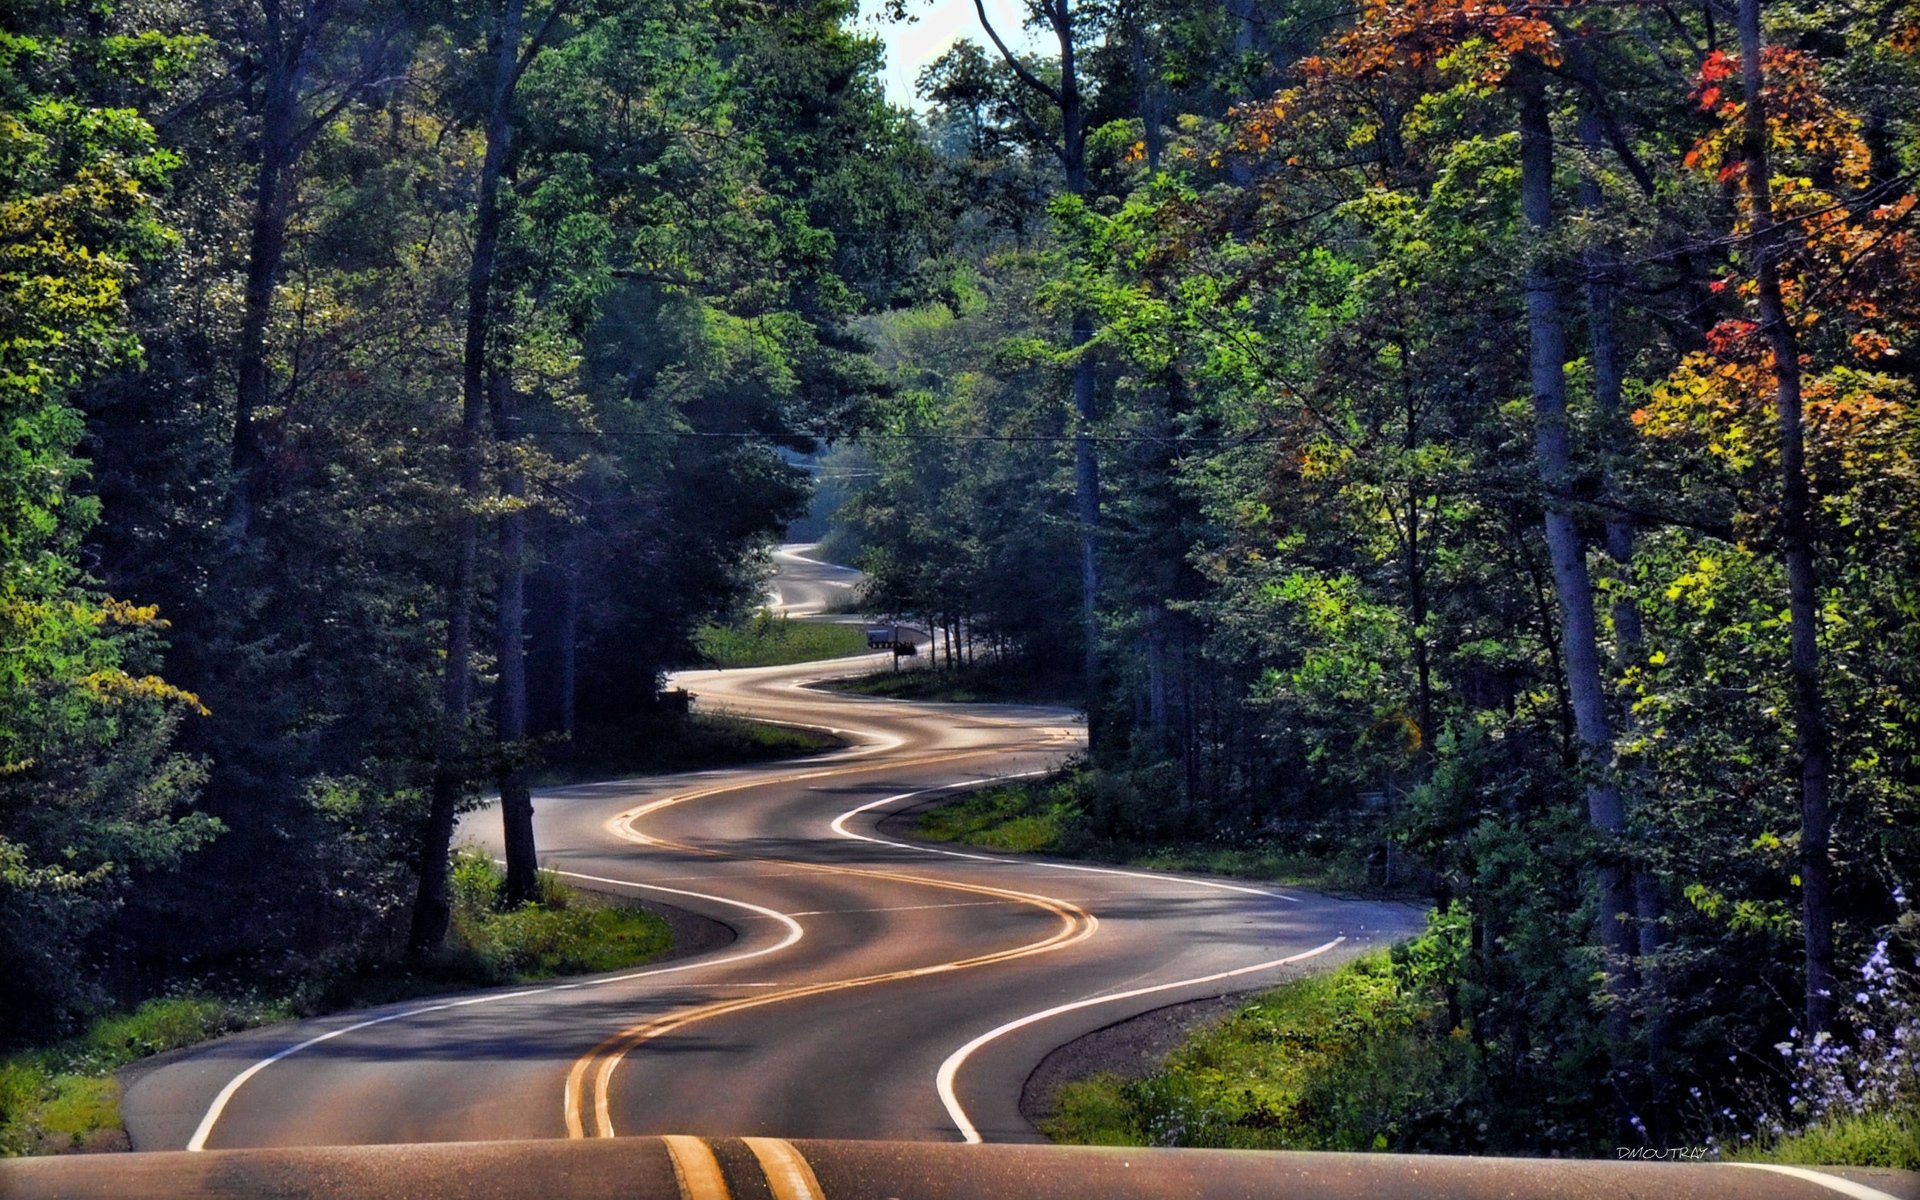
[1722,1163,1906,1200]
[567,869,1096,1139]
[558,746,1108,1139]
[743,1136,827,1200]
[935,936,1346,1143]
[829,775,1302,903]
[786,900,1019,916]
[663,1135,732,1200]
[186,876,804,1152]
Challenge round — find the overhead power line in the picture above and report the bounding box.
[509,428,1290,446]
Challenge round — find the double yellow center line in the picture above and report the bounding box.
[563,748,1098,1142]
[663,1134,826,1200]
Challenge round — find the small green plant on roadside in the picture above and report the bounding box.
[1,994,290,1156]
[693,614,870,668]
[1044,914,1477,1153]
[438,851,671,984]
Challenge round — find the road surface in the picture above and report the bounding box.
[69,546,1911,1198]
[116,548,1412,1153]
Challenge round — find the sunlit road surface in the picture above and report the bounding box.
[36,547,1907,1198]
[764,543,864,619]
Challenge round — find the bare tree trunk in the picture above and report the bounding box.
[558,554,579,741]
[410,0,523,952]
[1577,96,1669,1129]
[1148,608,1169,742]
[1738,0,1835,1036]
[227,0,312,542]
[973,0,1101,744]
[1129,23,1164,172]
[495,369,538,904]
[1518,71,1638,1121]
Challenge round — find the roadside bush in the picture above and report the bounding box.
[1046,914,1479,1152]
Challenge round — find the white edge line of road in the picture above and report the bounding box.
[834,781,1907,1194]
[828,774,1302,903]
[1721,1163,1906,1200]
[184,877,805,1153]
[828,775,1340,1144]
[935,936,1345,1143]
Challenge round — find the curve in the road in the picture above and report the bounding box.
[185,875,810,1152]
[566,750,1106,1139]
[124,549,1410,1156]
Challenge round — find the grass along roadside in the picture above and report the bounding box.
[0,996,291,1155]
[1042,935,1476,1153]
[693,612,871,668]
[1043,943,1920,1166]
[912,771,1415,898]
[0,853,671,1157]
[818,659,1081,706]
[532,711,842,790]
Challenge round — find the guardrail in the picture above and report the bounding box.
[3,1137,1914,1199]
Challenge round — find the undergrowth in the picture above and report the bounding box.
[1043,921,1477,1152]
[693,612,871,668]
[1,853,671,1157]
[915,771,1411,897]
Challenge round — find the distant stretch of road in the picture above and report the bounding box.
[22,545,1903,1198]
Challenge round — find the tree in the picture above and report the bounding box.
[0,4,218,1035]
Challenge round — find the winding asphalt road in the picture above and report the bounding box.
[62,547,1911,1197]
[115,547,1413,1154]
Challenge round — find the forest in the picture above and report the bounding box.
[4,0,1919,1166]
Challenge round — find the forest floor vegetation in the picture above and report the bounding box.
[0,854,670,1157]
[533,711,842,788]
[693,613,871,668]
[912,771,1418,898]
[1041,943,1475,1152]
[1037,900,1920,1167]
[820,659,1081,706]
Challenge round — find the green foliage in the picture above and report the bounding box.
[0,1,215,1041]
[821,660,1080,705]
[0,993,287,1156]
[916,770,1398,894]
[1045,938,1479,1152]
[693,614,872,668]
[1735,1111,1920,1170]
[919,784,1077,853]
[438,851,672,985]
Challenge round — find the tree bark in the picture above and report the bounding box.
[495,368,538,904]
[1129,22,1164,172]
[558,553,580,741]
[227,0,317,542]
[1737,0,1835,1036]
[973,0,1102,744]
[409,0,524,952]
[1517,71,1639,1120]
[1578,95,1669,1129]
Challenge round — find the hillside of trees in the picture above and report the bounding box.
[3,0,1918,1163]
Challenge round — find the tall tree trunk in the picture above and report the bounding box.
[1578,96,1669,1127]
[1517,72,1639,1119]
[409,0,524,952]
[973,0,1102,742]
[558,553,580,741]
[1738,0,1835,1036]
[495,368,538,905]
[1072,319,1100,732]
[1061,10,1102,747]
[1129,23,1164,172]
[1148,607,1169,742]
[226,1,307,542]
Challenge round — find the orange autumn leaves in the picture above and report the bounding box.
[1638,43,1918,475]
[1230,0,1564,157]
